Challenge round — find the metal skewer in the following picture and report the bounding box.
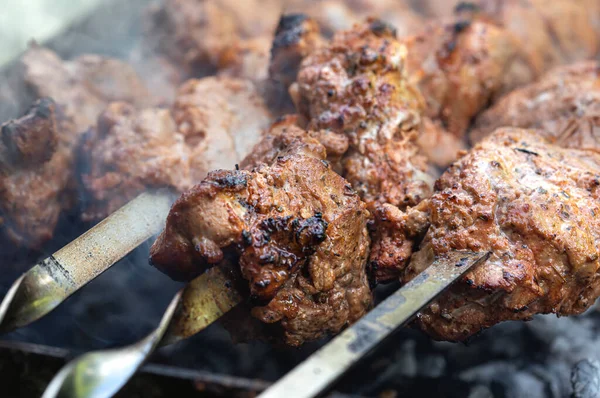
[42,267,242,398]
[258,250,491,398]
[0,191,172,333]
[43,251,488,398]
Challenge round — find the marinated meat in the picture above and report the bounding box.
[147,0,282,79]
[292,20,436,283]
[2,45,156,246]
[22,45,153,133]
[150,120,372,346]
[0,99,75,248]
[415,1,600,75]
[81,76,272,220]
[270,14,324,91]
[406,128,600,341]
[403,13,535,139]
[471,62,600,149]
[79,103,191,221]
[0,98,58,170]
[293,19,434,208]
[284,0,425,38]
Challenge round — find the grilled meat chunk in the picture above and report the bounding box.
[22,45,153,133]
[150,120,372,346]
[0,99,74,248]
[293,20,434,208]
[284,0,424,38]
[0,45,161,248]
[471,62,600,149]
[81,77,272,220]
[292,20,436,283]
[403,13,535,139]
[406,128,600,341]
[270,14,324,91]
[147,0,282,79]
[416,0,600,74]
[0,98,58,170]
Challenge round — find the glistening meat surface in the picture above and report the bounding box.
[150,119,372,346]
[406,128,600,341]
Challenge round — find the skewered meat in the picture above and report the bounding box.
[22,45,153,133]
[471,62,600,149]
[81,76,272,220]
[291,19,436,283]
[147,0,282,80]
[0,98,58,170]
[284,0,425,38]
[406,127,600,341]
[150,118,372,346]
[416,1,600,75]
[0,46,154,247]
[0,99,75,248]
[270,14,324,91]
[403,12,535,139]
[292,19,434,208]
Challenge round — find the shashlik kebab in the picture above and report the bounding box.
[4,0,598,250]
[1,1,600,345]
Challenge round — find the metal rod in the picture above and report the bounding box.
[258,251,491,398]
[42,267,243,398]
[0,191,172,333]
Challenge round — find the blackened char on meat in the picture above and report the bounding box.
[150,119,372,346]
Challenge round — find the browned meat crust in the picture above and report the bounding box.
[146,0,282,79]
[284,0,425,38]
[150,120,372,346]
[403,12,535,139]
[22,45,153,133]
[2,46,154,246]
[0,99,75,248]
[406,128,600,341]
[291,20,436,283]
[270,14,324,91]
[415,1,600,75]
[293,20,434,208]
[471,62,600,149]
[0,98,58,170]
[81,77,272,220]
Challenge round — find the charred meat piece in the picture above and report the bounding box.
[150,120,372,346]
[81,76,272,221]
[406,128,600,341]
[0,98,58,170]
[292,20,436,283]
[147,0,282,79]
[415,0,600,74]
[284,0,425,38]
[0,99,75,248]
[0,45,159,247]
[79,103,192,221]
[269,14,324,91]
[403,13,535,139]
[471,62,600,149]
[293,19,434,208]
[22,45,153,133]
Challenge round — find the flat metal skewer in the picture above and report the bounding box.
[258,250,491,398]
[42,251,488,398]
[42,267,242,398]
[0,191,172,333]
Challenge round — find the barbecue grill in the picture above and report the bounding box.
[2,1,600,398]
